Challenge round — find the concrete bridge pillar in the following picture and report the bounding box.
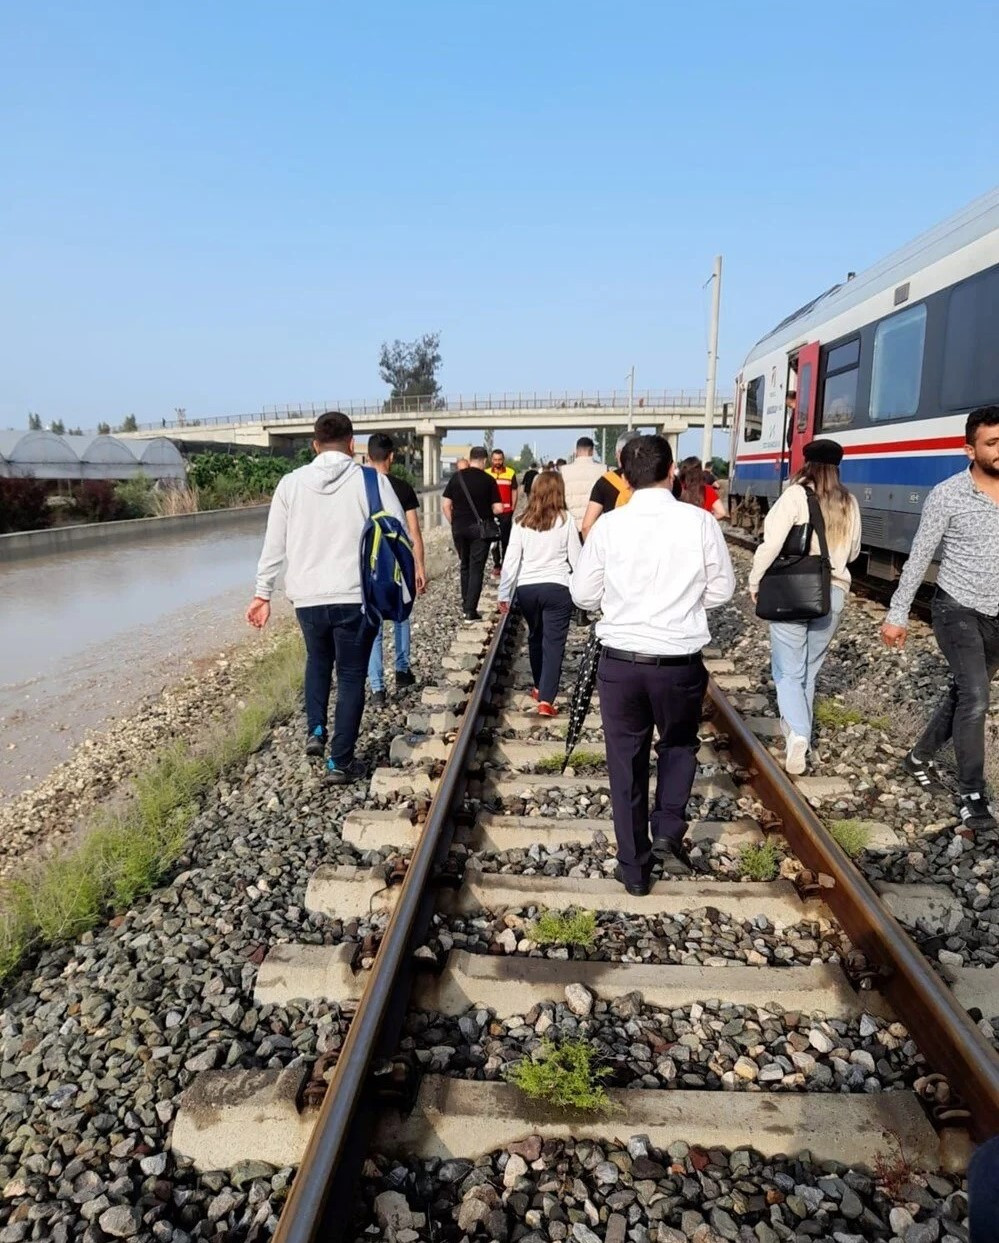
[421,433,441,488]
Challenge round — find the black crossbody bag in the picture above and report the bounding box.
[455,471,501,542]
[755,489,832,622]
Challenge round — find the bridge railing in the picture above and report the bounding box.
[138,390,732,432]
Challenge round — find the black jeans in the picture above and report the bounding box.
[296,605,377,765]
[492,514,513,569]
[517,583,573,704]
[598,653,707,886]
[453,532,491,615]
[914,591,999,793]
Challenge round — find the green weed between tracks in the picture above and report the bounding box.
[0,630,304,988]
[814,697,889,731]
[737,840,780,881]
[528,908,597,947]
[535,749,604,774]
[827,819,873,858]
[505,1039,613,1112]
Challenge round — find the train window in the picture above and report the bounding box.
[819,337,860,430]
[942,266,999,410]
[871,304,926,421]
[743,375,764,441]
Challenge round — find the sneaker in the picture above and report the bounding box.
[305,726,326,758]
[904,751,946,790]
[395,670,416,689]
[370,690,387,708]
[613,864,651,897]
[958,790,997,833]
[537,701,558,717]
[529,688,540,702]
[462,611,481,624]
[784,732,808,776]
[326,758,368,785]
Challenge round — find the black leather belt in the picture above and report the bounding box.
[601,646,702,667]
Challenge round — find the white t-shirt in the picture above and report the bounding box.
[498,514,582,601]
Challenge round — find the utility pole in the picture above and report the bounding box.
[627,366,635,431]
[701,255,722,466]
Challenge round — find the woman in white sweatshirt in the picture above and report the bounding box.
[498,471,581,716]
[748,439,862,775]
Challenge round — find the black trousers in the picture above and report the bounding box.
[914,590,999,793]
[597,652,707,886]
[492,514,513,568]
[453,532,491,615]
[517,583,573,704]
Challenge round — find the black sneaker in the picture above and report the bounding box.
[326,758,368,785]
[958,790,997,834]
[370,690,387,708]
[462,611,482,624]
[305,726,326,758]
[904,751,947,790]
[613,864,651,897]
[395,670,417,690]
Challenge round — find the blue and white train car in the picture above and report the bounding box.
[729,189,999,578]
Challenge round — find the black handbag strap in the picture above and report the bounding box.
[455,469,487,523]
[804,487,831,564]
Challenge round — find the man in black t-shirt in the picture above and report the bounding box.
[522,462,539,496]
[581,431,641,538]
[442,446,503,621]
[364,434,427,703]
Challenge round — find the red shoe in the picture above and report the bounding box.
[537,701,558,717]
[529,688,540,701]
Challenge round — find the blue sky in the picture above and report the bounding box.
[3,1,998,458]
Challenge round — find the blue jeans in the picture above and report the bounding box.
[367,620,411,691]
[296,605,377,765]
[517,583,573,704]
[769,586,845,741]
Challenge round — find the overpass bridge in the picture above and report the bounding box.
[128,389,733,486]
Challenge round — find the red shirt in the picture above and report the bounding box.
[703,484,720,512]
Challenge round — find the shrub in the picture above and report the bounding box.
[536,749,604,774]
[113,475,156,518]
[506,1039,613,1112]
[528,909,597,947]
[72,481,127,523]
[0,478,52,533]
[738,840,780,881]
[827,819,873,858]
[390,461,418,488]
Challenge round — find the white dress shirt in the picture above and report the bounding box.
[570,486,736,655]
[498,514,581,603]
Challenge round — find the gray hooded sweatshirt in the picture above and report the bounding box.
[254,451,407,608]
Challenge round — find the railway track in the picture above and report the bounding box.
[170,590,998,1243]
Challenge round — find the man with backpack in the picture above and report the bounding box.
[246,411,409,784]
[581,430,641,538]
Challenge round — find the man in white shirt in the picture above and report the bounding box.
[571,434,735,894]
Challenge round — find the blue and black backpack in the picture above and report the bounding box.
[359,466,417,625]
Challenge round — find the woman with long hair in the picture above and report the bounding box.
[498,470,581,716]
[748,439,862,775]
[677,456,728,520]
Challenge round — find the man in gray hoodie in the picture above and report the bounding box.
[246,411,406,783]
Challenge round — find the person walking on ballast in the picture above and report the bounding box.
[364,433,427,706]
[882,405,999,834]
[571,435,735,895]
[442,446,503,622]
[247,411,406,783]
[487,448,518,579]
[581,430,641,538]
[748,439,862,776]
[498,470,582,717]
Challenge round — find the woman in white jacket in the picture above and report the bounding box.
[498,471,581,716]
[748,439,862,775]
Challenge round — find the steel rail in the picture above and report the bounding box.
[708,679,999,1140]
[271,610,513,1243]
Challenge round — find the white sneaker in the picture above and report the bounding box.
[785,733,808,776]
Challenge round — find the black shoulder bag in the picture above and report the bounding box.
[455,471,501,543]
[755,489,832,622]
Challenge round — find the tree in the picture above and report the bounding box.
[68,427,83,435]
[97,422,111,435]
[516,443,534,471]
[27,412,42,430]
[378,332,442,410]
[483,429,494,454]
[710,456,729,479]
[50,419,65,435]
[118,414,138,433]
[594,425,627,464]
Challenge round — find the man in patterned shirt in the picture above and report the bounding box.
[882,406,999,834]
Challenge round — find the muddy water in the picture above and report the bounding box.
[0,514,288,798]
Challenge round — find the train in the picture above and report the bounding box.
[728,187,999,579]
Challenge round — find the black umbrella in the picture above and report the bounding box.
[561,625,602,772]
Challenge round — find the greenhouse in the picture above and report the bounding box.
[0,431,185,482]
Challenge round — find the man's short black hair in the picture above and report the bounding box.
[576,436,595,451]
[314,410,353,446]
[469,446,487,463]
[491,448,505,459]
[367,432,395,463]
[966,406,999,444]
[621,434,673,489]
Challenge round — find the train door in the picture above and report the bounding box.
[789,341,820,475]
[779,356,797,486]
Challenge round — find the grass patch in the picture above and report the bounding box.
[815,697,890,731]
[505,1039,612,1112]
[737,840,780,881]
[535,749,604,774]
[528,908,597,947]
[0,630,304,991]
[827,819,873,858]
